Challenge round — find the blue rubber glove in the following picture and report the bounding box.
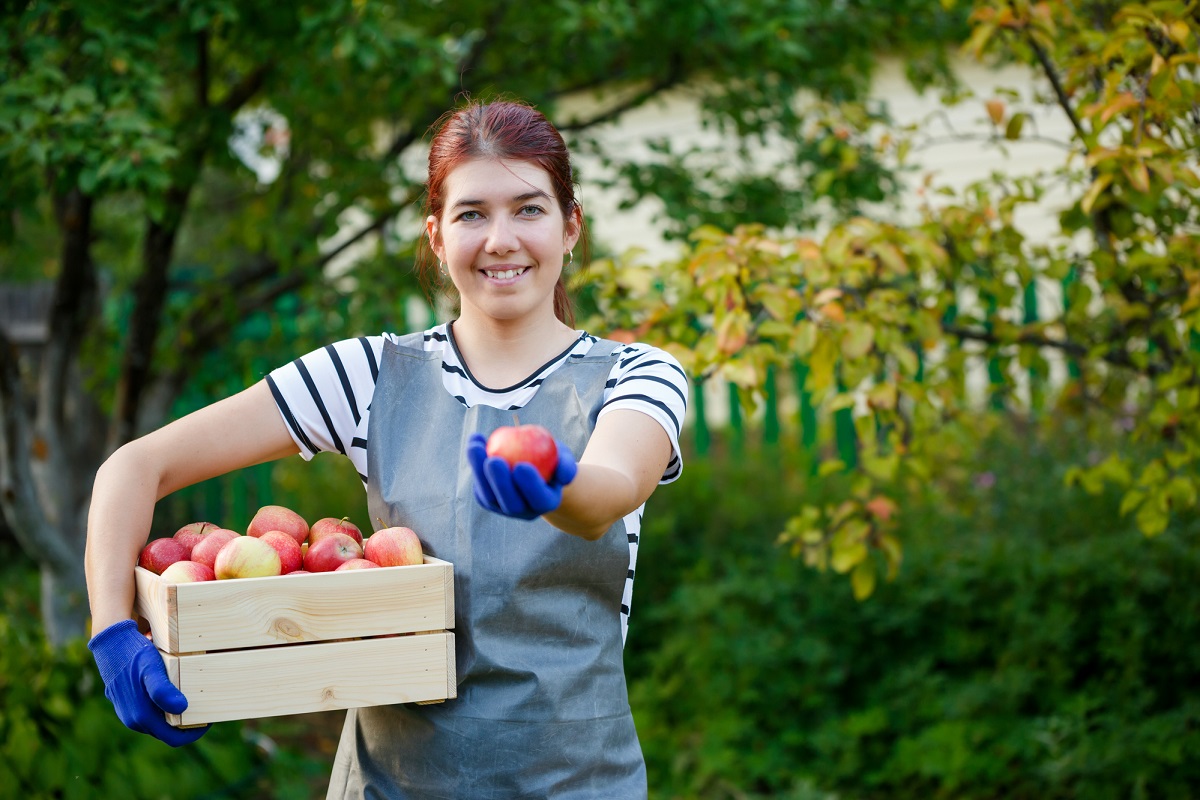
[466,432,578,520]
[88,619,210,747]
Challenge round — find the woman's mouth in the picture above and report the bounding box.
[482,266,530,281]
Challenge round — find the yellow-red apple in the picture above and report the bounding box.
[159,560,216,583]
[247,504,309,546]
[214,535,282,579]
[258,529,304,574]
[485,424,558,480]
[303,532,363,572]
[309,516,364,546]
[190,528,240,570]
[138,538,189,575]
[363,526,423,567]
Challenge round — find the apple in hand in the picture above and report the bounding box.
[335,558,380,571]
[189,528,241,570]
[159,560,216,583]
[309,516,364,546]
[303,532,364,572]
[138,538,189,575]
[258,530,304,574]
[364,526,424,567]
[485,424,558,481]
[247,504,309,546]
[171,522,215,557]
[214,535,282,579]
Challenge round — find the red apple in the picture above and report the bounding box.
[247,504,309,546]
[485,424,558,480]
[335,558,381,571]
[258,529,304,574]
[171,521,215,557]
[138,538,189,575]
[364,526,424,567]
[303,532,363,573]
[159,560,216,583]
[309,516,364,546]
[214,535,282,579]
[190,528,240,570]
[286,569,311,575]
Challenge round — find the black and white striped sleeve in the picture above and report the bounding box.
[265,336,383,461]
[599,343,690,484]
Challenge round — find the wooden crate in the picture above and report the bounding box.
[133,556,456,727]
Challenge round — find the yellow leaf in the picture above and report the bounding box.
[841,321,876,359]
[1124,161,1151,194]
[879,533,903,580]
[1081,173,1114,214]
[851,560,877,600]
[985,98,1006,126]
[831,540,868,574]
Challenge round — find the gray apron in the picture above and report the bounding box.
[327,332,647,799]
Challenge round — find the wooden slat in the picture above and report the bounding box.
[162,632,457,727]
[134,556,454,653]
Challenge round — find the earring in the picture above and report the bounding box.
[565,251,574,267]
[439,261,448,275]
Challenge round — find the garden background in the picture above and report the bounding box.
[3,1,1199,797]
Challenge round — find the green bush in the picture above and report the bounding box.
[627,421,1200,799]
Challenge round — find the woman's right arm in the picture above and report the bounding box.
[85,379,299,633]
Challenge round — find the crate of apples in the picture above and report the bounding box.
[133,506,455,728]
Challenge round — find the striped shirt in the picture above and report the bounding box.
[266,323,689,642]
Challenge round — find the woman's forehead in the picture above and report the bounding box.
[442,157,555,201]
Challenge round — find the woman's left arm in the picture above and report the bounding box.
[544,409,673,540]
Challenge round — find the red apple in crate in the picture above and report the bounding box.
[335,558,381,571]
[303,532,363,572]
[485,424,558,480]
[159,560,216,583]
[309,516,364,546]
[247,504,309,546]
[138,538,189,575]
[189,528,240,570]
[258,530,304,574]
[364,526,424,567]
[171,521,215,557]
[214,535,282,579]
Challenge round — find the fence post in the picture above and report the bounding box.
[1024,279,1043,413]
[794,362,817,452]
[764,364,779,446]
[692,377,710,457]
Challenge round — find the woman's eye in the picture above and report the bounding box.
[520,205,545,217]
[458,210,482,222]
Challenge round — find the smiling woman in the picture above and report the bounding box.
[84,97,688,800]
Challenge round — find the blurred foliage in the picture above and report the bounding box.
[625,417,1200,799]
[583,0,1200,596]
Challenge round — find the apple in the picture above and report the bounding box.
[138,538,189,575]
[159,560,216,583]
[303,532,363,573]
[258,529,304,574]
[214,535,282,579]
[247,504,309,546]
[171,521,215,556]
[286,569,311,575]
[309,516,364,546]
[189,528,241,570]
[335,558,381,571]
[364,526,424,567]
[485,424,558,480]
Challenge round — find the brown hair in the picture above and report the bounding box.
[420,99,587,326]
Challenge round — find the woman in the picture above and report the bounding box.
[85,99,688,798]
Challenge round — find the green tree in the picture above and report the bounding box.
[585,0,1200,596]
[0,0,966,644]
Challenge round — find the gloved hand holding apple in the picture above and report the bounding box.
[467,424,577,520]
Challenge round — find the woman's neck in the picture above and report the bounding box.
[449,311,579,390]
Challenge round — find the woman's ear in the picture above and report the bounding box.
[564,203,583,253]
[425,215,444,263]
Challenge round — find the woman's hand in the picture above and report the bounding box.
[466,433,577,520]
[87,619,210,747]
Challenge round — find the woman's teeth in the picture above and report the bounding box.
[484,267,527,280]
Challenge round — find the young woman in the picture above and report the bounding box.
[84,99,688,798]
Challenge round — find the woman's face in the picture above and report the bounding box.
[427,157,580,325]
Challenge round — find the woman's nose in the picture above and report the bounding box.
[485,217,519,254]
